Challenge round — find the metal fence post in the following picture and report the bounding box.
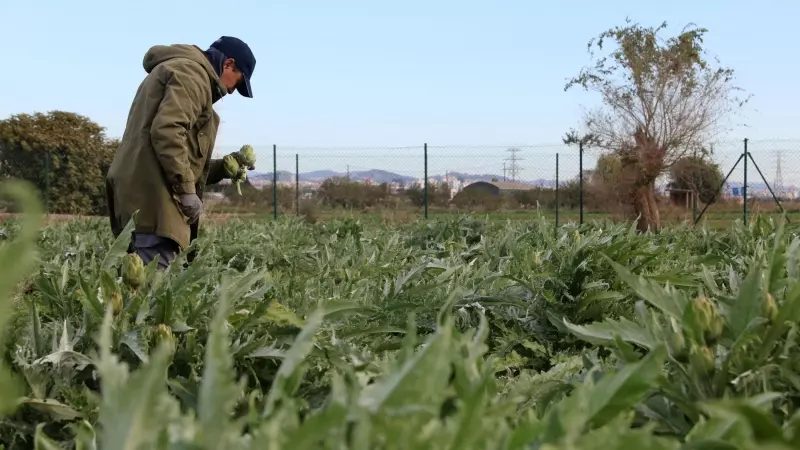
[424,143,428,219]
[579,141,584,225]
[555,153,559,236]
[295,153,300,216]
[273,144,278,220]
[743,138,748,225]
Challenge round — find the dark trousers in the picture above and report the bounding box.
[130,233,180,271]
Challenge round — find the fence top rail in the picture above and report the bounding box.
[213,138,800,152]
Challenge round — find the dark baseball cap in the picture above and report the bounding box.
[209,36,256,98]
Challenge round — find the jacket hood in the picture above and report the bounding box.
[142,44,227,100]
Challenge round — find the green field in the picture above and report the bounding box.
[2,192,800,448]
[224,205,800,232]
[205,192,800,230]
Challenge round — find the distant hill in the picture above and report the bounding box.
[250,171,294,182]
[347,169,416,184]
[251,169,416,184]
[249,168,575,187]
[301,170,341,180]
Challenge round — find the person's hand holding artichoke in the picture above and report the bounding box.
[222,145,257,195]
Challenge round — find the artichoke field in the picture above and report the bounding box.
[2,180,800,449]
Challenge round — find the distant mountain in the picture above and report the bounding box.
[249,168,574,186]
[301,170,342,180]
[250,171,293,182]
[251,169,415,184]
[348,169,416,184]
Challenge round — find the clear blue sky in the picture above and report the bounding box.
[3,0,799,183]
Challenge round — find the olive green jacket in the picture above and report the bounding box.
[106,44,229,249]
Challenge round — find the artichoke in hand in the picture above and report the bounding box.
[235,144,257,170]
[224,145,257,195]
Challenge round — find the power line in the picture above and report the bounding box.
[775,150,784,195]
[504,148,524,182]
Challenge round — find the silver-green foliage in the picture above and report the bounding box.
[1,182,799,448]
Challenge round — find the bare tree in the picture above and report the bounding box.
[564,19,750,231]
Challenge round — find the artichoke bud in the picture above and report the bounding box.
[692,296,713,326]
[110,291,123,315]
[705,316,724,345]
[153,324,176,354]
[690,345,716,375]
[237,144,257,169]
[223,154,240,178]
[155,323,173,341]
[668,330,688,362]
[121,253,145,290]
[693,296,723,344]
[763,292,778,323]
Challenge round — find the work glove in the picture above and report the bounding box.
[178,193,203,223]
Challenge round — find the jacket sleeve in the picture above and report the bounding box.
[206,158,227,186]
[149,68,206,195]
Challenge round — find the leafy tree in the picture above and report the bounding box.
[406,182,451,207]
[0,111,117,215]
[669,155,724,204]
[564,20,749,232]
[592,153,624,185]
[317,177,391,209]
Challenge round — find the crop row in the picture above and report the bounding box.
[0,180,798,449]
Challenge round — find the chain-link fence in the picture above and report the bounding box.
[13,139,799,228]
[690,139,800,227]
[187,139,798,227]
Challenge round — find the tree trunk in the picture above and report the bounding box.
[617,127,667,233]
[632,181,661,232]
